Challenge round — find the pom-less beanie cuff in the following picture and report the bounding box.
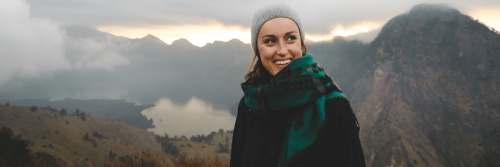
[251,3,304,56]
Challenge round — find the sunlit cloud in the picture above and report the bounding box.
[305,21,383,42]
[467,6,500,31]
[141,97,236,137]
[98,23,250,47]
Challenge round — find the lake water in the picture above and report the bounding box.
[141,97,236,137]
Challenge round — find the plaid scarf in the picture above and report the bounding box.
[241,54,347,166]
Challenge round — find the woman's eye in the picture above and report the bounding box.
[265,39,276,44]
[287,36,296,41]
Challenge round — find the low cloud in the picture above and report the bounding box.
[0,0,69,84]
[64,36,130,69]
[141,97,237,137]
[0,0,130,84]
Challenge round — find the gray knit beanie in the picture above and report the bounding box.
[251,3,304,56]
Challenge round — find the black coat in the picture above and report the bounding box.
[230,96,366,167]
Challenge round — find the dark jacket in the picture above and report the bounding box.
[230,96,366,167]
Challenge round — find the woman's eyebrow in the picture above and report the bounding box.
[285,31,298,35]
[261,34,276,39]
[261,31,298,39]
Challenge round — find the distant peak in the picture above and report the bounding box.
[408,3,460,15]
[142,34,160,40]
[227,38,245,44]
[171,38,194,47]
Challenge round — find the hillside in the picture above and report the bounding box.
[340,4,500,167]
[0,104,233,166]
[170,131,233,161]
[0,98,155,130]
[0,104,161,166]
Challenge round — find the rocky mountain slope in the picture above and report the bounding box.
[340,4,500,167]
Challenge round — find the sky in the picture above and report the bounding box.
[21,0,500,47]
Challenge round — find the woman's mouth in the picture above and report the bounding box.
[274,59,292,67]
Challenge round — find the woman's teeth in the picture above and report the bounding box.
[276,60,291,65]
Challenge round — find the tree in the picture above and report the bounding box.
[83,133,89,141]
[30,106,38,112]
[59,108,67,116]
[91,139,97,148]
[75,109,80,116]
[5,102,9,106]
[108,151,117,160]
[0,127,33,167]
[218,142,230,153]
[92,131,106,140]
[80,111,86,121]
[219,129,224,136]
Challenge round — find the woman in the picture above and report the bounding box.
[230,3,366,167]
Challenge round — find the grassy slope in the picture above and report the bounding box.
[0,105,162,166]
[172,133,232,161]
[0,105,233,166]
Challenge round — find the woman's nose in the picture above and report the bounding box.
[276,41,288,55]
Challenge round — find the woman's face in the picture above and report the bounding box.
[257,17,302,76]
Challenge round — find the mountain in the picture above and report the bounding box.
[339,4,500,167]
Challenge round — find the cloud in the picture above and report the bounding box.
[141,97,236,137]
[0,0,69,84]
[64,36,130,69]
[305,21,384,42]
[0,0,131,84]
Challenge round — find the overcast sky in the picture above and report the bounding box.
[22,0,500,46]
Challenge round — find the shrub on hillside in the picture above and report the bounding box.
[80,111,86,121]
[0,127,33,167]
[155,134,180,155]
[92,139,97,148]
[33,151,66,167]
[59,108,67,116]
[92,131,106,140]
[5,102,9,106]
[108,150,117,160]
[219,129,224,136]
[218,142,230,154]
[30,105,38,112]
[83,132,89,141]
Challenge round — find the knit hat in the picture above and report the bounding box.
[251,3,304,56]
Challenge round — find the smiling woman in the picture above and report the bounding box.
[230,3,366,167]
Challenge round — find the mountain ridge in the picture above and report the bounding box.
[343,3,500,167]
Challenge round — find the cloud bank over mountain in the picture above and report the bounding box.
[0,0,68,84]
[0,0,131,85]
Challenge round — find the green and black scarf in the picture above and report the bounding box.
[241,54,347,167]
